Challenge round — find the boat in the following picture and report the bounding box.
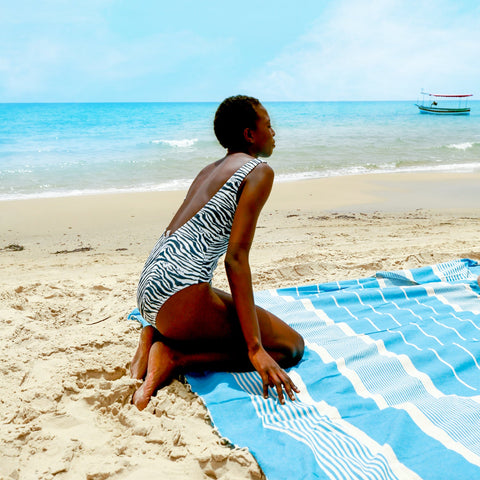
[415,91,472,115]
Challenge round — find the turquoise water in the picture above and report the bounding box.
[1,101,479,200]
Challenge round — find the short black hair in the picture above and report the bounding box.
[214,95,261,150]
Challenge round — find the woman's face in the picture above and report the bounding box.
[250,105,276,158]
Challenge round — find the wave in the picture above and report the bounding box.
[274,161,480,183]
[0,178,194,202]
[446,142,478,151]
[3,161,480,202]
[151,138,198,148]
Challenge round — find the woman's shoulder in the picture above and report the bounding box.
[198,160,221,178]
[188,161,220,189]
[246,160,274,185]
[237,160,274,205]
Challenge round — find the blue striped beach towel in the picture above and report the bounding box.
[184,259,480,480]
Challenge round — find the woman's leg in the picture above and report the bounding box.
[132,342,253,410]
[212,288,304,368]
[132,283,304,410]
[130,325,161,379]
[157,283,303,366]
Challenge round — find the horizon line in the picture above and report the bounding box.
[1,98,463,105]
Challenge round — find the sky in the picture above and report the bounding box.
[1,0,479,102]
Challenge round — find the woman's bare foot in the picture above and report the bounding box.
[130,326,156,379]
[132,341,178,411]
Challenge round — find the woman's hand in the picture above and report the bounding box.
[248,347,300,404]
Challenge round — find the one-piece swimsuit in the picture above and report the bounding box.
[136,158,265,326]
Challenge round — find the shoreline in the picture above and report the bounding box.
[1,171,480,479]
[2,168,480,205]
[2,171,480,251]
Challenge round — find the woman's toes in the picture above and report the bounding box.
[132,386,150,411]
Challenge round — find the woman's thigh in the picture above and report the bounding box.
[213,288,303,356]
[155,283,302,356]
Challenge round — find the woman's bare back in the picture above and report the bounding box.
[165,153,254,236]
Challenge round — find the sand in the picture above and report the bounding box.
[1,172,480,480]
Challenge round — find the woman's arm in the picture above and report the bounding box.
[225,163,298,403]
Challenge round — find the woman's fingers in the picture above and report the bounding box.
[283,377,297,402]
[260,369,273,400]
[265,368,299,404]
[262,375,270,399]
[252,350,300,404]
[280,371,298,402]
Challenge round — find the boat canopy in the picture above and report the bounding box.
[422,93,473,98]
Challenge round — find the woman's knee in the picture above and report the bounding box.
[278,331,304,368]
[291,332,305,365]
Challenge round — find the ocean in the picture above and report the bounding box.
[1,101,479,201]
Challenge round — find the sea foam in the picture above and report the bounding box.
[152,138,198,147]
[447,142,475,150]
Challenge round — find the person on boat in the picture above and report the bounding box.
[130,95,305,410]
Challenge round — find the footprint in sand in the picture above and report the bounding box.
[92,285,112,292]
[68,366,139,413]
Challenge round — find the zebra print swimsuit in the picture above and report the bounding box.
[136,158,265,327]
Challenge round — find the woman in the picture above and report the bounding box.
[131,95,304,410]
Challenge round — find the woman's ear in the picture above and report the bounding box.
[243,127,255,144]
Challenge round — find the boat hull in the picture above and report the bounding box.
[416,104,470,115]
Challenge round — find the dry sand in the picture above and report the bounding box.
[1,172,479,479]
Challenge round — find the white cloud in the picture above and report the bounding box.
[242,0,480,100]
